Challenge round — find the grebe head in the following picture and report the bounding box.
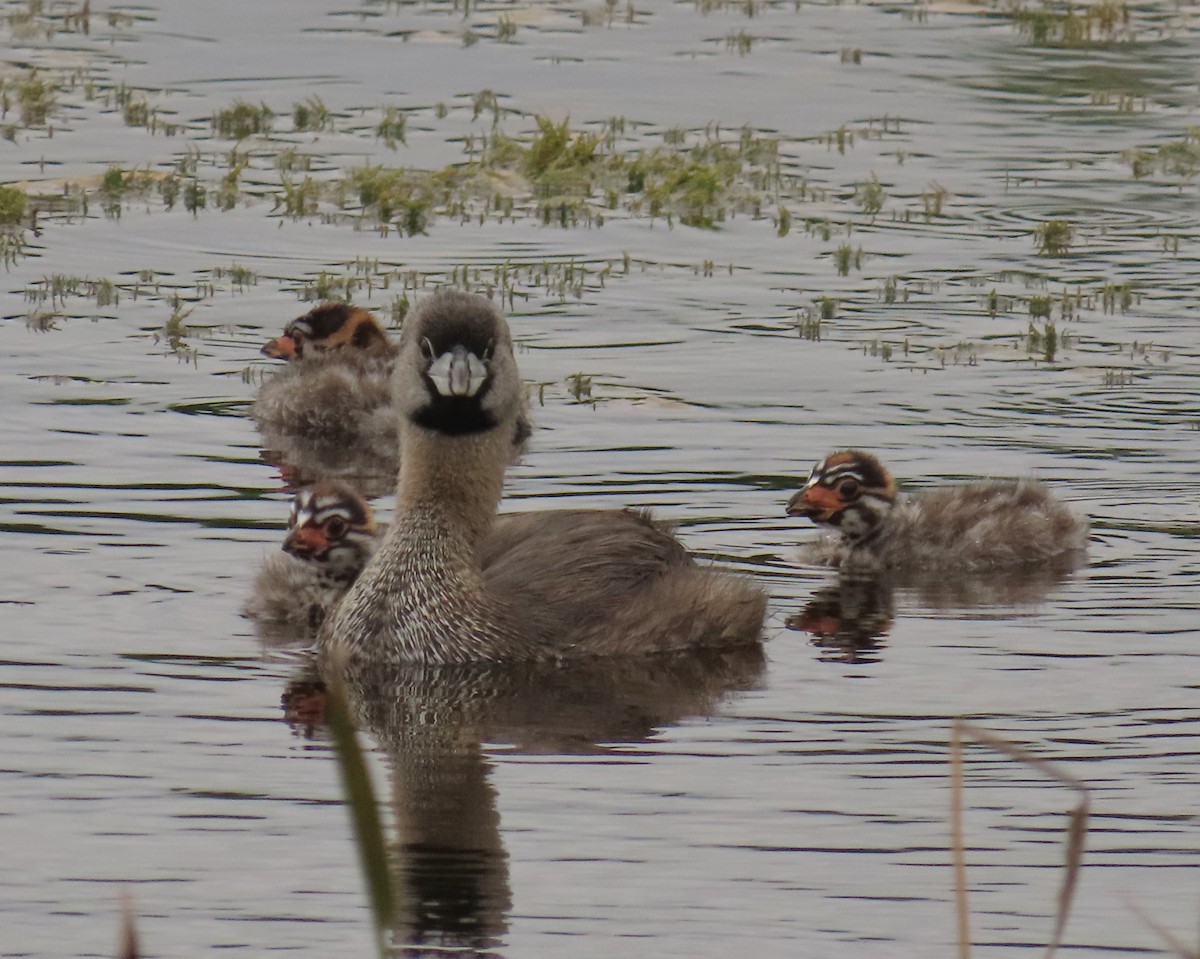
[393,291,522,438]
[786,450,896,542]
[283,483,378,576]
[262,303,390,360]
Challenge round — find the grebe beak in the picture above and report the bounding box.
[262,334,298,360]
[284,524,330,558]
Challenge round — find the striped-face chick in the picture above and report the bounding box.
[261,303,390,361]
[786,451,896,542]
[283,484,379,583]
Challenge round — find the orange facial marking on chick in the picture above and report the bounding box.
[261,334,298,360]
[284,524,330,558]
[800,484,845,515]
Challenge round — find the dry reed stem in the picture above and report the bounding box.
[116,890,138,959]
[1127,900,1200,958]
[950,719,1091,959]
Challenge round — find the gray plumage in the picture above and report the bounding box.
[790,450,1090,574]
[254,349,399,444]
[244,550,354,635]
[243,483,382,637]
[321,291,766,665]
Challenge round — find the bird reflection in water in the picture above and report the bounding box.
[786,573,894,664]
[788,561,1083,665]
[279,648,765,957]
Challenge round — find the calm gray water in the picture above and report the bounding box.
[2,0,1198,956]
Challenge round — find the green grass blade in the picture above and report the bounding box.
[324,679,395,954]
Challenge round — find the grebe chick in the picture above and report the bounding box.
[254,301,531,474]
[244,483,381,633]
[320,291,766,665]
[785,450,1089,574]
[261,302,395,362]
[253,302,398,443]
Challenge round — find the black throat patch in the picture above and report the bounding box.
[410,392,499,436]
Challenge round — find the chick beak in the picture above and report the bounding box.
[262,334,298,360]
[283,524,329,559]
[785,484,842,522]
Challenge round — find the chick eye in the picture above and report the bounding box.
[837,478,861,498]
[326,517,347,539]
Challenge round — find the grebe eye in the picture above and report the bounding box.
[838,478,861,498]
[326,517,347,539]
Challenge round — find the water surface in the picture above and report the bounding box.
[2,0,1199,956]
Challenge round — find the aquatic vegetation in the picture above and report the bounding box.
[218,149,250,211]
[211,264,258,291]
[8,69,58,126]
[1125,130,1200,190]
[275,175,321,219]
[921,182,948,218]
[212,99,274,141]
[1090,90,1142,114]
[293,96,334,133]
[25,310,60,332]
[299,271,358,303]
[0,184,27,225]
[580,0,637,27]
[776,205,791,237]
[882,275,899,305]
[1001,0,1134,46]
[834,243,863,275]
[25,273,119,309]
[100,106,813,237]
[375,107,407,149]
[1027,319,1058,361]
[1035,218,1073,255]
[828,124,853,155]
[855,174,885,215]
[694,0,765,15]
[182,178,206,215]
[471,89,503,125]
[796,311,822,340]
[153,303,199,364]
[525,116,600,182]
[566,371,594,403]
[1028,294,1053,320]
[123,96,150,127]
[0,228,28,265]
[341,165,437,235]
[724,29,755,55]
[1100,281,1136,314]
[5,0,138,40]
[622,126,784,228]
